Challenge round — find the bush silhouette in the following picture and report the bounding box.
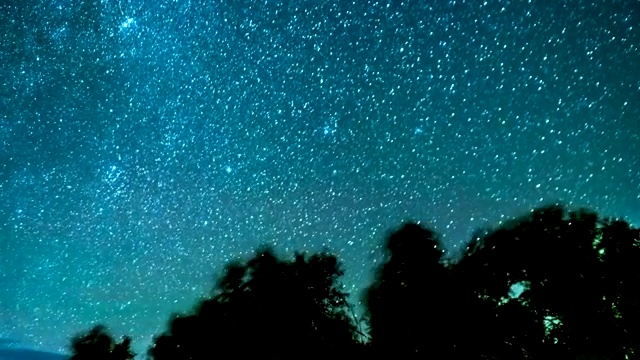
[69,325,134,360]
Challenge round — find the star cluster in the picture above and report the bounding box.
[1,0,639,355]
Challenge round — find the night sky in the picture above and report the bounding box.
[1,0,639,356]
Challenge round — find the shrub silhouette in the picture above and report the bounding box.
[69,325,134,360]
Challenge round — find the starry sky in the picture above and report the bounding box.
[1,0,639,356]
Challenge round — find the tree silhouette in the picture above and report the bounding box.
[598,218,640,358]
[365,222,508,359]
[149,247,361,360]
[65,205,640,360]
[363,206,640,359]
[365,224,445,356]
[365,223,445,357]
[69,325,134,360]
[456,205,629,359]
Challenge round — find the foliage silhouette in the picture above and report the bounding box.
[364,222,503,359]
[364,206,640,359]
[66,204,640,360]
[456,205,633,359]
[69,325,134,360]
[149,247,361,360]
[365,223,447,357]
[598,218,640,357]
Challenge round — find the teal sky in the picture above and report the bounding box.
[1,0,639,355]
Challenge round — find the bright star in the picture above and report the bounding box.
[121,17,135,29]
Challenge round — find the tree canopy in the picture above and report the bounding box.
[69,205,640,360]
[149,247,360,360]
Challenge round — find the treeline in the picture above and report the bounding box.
[69,205,640,360]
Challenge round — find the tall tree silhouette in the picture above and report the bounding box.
[364,223,490,358]
[69,325,134,360]
[365,223,443,357]
[149,247,360,360]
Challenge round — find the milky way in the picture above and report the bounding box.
[1,0,639,355]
